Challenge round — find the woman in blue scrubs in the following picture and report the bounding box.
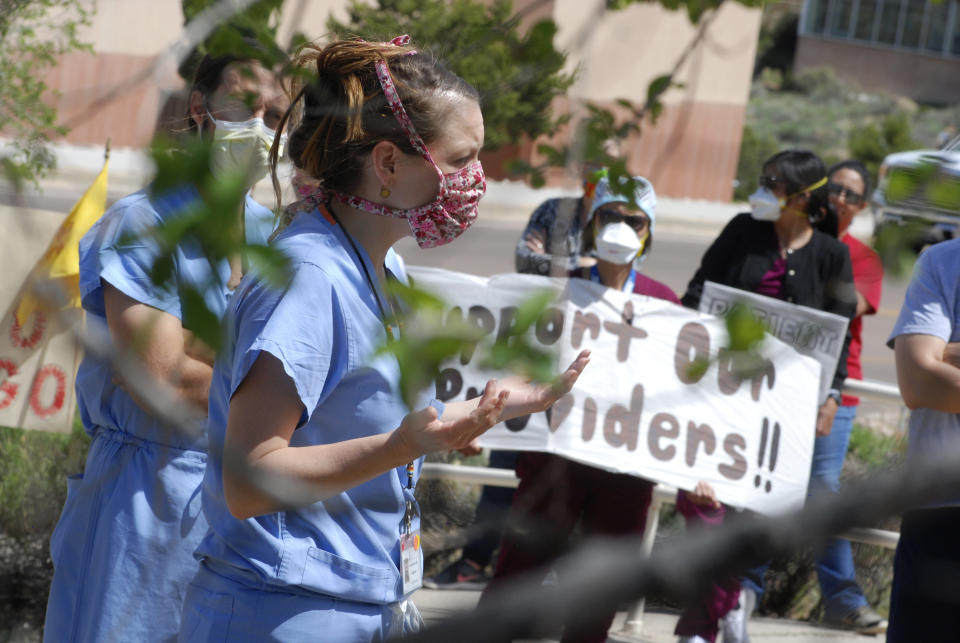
[178,37,589,641]
[43,54,289,642]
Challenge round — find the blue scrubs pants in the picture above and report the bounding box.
[43,428,207,643]
[180,561,413,642]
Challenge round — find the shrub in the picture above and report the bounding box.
[734,125,780,200]
[328,0,574,150]
[849,112,916,187]
[0,418,90,538]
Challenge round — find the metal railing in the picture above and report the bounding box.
[419,376,905,637]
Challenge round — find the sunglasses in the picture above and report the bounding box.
[758,175,785,191]
[595,208,650,233]
[828,182,866,206]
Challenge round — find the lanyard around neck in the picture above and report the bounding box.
[324,203,413,490]
[589,264,636,293]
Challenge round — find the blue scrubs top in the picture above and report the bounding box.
[74,186,275,450]
[44,186,275,643]
[195,203,423,606]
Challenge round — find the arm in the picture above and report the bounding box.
[515,199,585,275]
[680,215,742,309]
[103,281,213,412]
[895,334,960,413]
[515,200,556,275]
[851,241,884,318]
[223,352,509,519]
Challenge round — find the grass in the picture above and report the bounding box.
[0,416,90,539]
[847,423,906,471]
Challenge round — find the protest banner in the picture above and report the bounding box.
[698,281,850,405]
[408,266,822,515]
[0,150,109,433]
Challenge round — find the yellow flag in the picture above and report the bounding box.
[15,149,110,325]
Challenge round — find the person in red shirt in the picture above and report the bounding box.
[808,159,885,632]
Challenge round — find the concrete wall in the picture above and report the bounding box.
[796,35,960,104]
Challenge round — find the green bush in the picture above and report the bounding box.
[0,417,90,538]
[734,125,779,200]
[849,112,916,188]
[327,0,574,150]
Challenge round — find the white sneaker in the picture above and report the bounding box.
[678,636,711,643]
[720,587,755,643]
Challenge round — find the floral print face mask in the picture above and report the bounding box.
[326,55,485,248]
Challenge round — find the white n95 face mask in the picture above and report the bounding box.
[748,187,784,222]
[207,111,286,187]
[596,222,645,265]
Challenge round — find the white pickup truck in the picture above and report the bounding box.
[872,134,960,249]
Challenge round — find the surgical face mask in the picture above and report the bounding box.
[748,187,784,222]
[596,222,646,265]
[206,110,286,187]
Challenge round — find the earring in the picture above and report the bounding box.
[380,186,391,198]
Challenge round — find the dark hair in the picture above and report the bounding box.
[182,36,288,137]
[763,149,835,233]
[827,159,871,196]
[270,38,479,203]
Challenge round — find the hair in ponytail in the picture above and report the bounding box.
[270,37,479,207]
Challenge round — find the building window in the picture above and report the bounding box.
[807,0,830,33]
[830,0,856,35]
[924,0,949,52]
[853,0,879,40]
[901,0,926,47]
[877,0,902,43]
[812,0,960,57]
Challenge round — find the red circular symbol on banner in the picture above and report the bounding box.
[29,365,66,418]
[0,359,19,410]
[11,311,47,350]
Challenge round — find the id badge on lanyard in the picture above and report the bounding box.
[401,462,422,594]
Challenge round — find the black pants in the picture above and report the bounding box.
[461,450,518,566]
[887,507,960,642]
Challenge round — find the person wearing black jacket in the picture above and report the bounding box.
[674,150,861,643]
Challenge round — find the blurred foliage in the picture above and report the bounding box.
[143,136,292,352]
[0,416,90,538]
[733,125,779,201]
[509,76,681,189]
[725,301,766,353]
[379,281,558,409]
[848,424,905,470]
[849,112,916,188]
[608,0,762,23]
[328,0,574,150]
[0,0,92,189]
[178,0,287,82]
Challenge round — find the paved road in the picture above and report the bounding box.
[413,588,871,642]
[4,181,908,421]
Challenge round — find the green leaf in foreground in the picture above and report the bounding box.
[378,282,559,409]
[724,301,766,353]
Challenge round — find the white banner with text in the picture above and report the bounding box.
[409,266,822,515]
